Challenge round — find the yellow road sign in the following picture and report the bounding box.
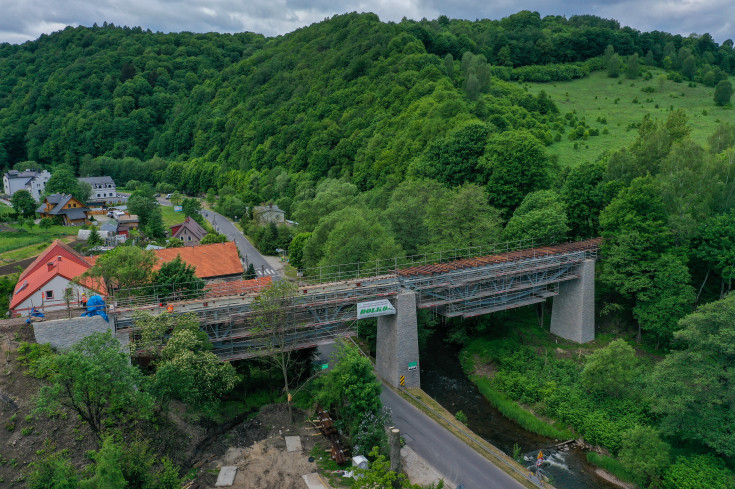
[400,376,405,386]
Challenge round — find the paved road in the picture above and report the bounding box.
[201,208,280,279]
[381,385,528,489]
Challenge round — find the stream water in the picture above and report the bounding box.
[420,333,619,489]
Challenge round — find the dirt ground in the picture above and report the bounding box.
[189,404,334,489]
[0,322,99,486]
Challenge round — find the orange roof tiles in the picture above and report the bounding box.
[153,241,244,279]
[204,276,272,298]
[19,240,92,281]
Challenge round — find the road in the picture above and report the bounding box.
[201,208,280,279]
[381,385,528,489]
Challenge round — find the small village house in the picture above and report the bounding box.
[252,203,285,224]
[9,241,104,317]
[3,169,51,201]
[36,193,89,226]
[170,216,207,246]
[78,176,118,205]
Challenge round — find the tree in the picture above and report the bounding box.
[648,293,735,457]
[625,53,640,79]
[181,198,203,224]
[153,326,238,414]
[479,131,550,214]
[714,80,733,106]
[46,166,87,202]
[599,176,673,335]
[618,425,670,486]
[315,343,387,455]
[607,53,620,78]
[560,160,606,238]
[88,227,102,247]
[632,254,694,348]
[199,232,228,244]
[695,211,735,298]
[39,217,54,229]
[250,280,303,421]
[127,192,158,227]
[144,206,165,239]
[154,255,205,300]
[35,331,154,441]
[169,191,183,206]
[63,287,74,319]
[245,263,257,280]
[581,339,637,397]
[502,190,569,244]
[11,189,37,217]
[288,232,311,271]
[81,437,127,489]
[424,183,503,251]
[82,246,156,293]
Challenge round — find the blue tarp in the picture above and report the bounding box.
[81,295,109,322]
[25,307,45,324]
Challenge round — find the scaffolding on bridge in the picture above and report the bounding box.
[110,238,601,360]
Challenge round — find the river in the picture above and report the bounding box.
[420,333,619,489]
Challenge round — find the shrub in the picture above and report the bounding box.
[662,454,734,489]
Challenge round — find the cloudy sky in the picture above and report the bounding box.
[0,0,733,45]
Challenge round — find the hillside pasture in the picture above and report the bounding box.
[525,69,733,166]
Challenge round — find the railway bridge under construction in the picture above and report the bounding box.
[109,238,601,388]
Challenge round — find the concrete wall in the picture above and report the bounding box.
[33,315,129,351]
[550,259,595,343]
[376,290,421,388]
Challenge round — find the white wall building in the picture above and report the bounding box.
[3,169,51,201]
[78,176,117,202]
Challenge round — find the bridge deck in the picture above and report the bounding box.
[397,238,602,277]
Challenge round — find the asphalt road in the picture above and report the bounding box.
[201,208,280,279]
[381,385,528,489]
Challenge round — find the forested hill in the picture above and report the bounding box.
[1,11,733,193]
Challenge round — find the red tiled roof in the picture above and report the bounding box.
[19,240,92,281]
[204,276,272,298]
[10,243,105,312]
[153,242,244,279]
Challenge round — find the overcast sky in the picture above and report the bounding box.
[0,0,733,46]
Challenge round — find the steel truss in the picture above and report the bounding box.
[112,239,601,361]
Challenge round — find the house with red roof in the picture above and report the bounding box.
[152,241,244,282]
[9,240,105,317]
[170,216,207,246]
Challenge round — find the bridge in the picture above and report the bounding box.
[108,238,601,388]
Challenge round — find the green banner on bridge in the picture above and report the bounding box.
[357,299,396,319]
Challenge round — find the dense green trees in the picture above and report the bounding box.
[648,293,735,457]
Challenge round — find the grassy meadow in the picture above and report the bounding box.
[525,69,733,167]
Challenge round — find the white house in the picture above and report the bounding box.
[9,240,105,316]
[3,169,51,201]
[78,176,117,203]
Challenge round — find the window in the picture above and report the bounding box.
[180,236,184,241]
[45,290,54,299]
[188,236,192,241]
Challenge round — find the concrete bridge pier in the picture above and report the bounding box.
[550,259,595,343]
[376,290,421,388]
